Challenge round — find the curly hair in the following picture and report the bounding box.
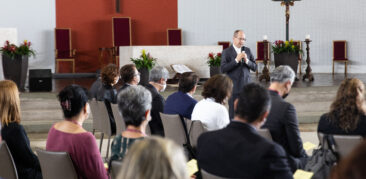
[101,64,119,85]
[328,78,366,131]
[202,74,233,104]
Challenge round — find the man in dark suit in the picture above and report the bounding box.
[197,83,293,179]
[164,72,199,119]
[144,66,169,136]
[262,65,308,172]
[221,30,257,119]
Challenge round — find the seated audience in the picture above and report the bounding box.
[145,66,169,136]
[164,72,199,119]
[262,65,308,172]
[117,64,140,93]
[331,140,366,179]
[318,78,366,136]
[110,85,152,163]
[0,80,42,179]
[46,85,108,179]
[96,64,119,134]
[118,137,188,179]
[89,72,102,99]
[197,83,292,178]
[191,74,232,131]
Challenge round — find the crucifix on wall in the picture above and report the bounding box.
[272,0,301,41]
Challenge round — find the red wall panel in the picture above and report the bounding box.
[56,0,177,72]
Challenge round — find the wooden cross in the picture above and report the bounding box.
[272,0,301,41]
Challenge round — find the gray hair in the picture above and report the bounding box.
[149,66,169,82]
[270,65,295,84]
[233,30,244,37]
[117,85,152,127]
[118,136,188,179]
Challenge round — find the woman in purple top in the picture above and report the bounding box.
[46,85,108,179]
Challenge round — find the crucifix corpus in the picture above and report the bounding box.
[272,0,301,41]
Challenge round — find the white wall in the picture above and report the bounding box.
[0,0,55,72]
[178,0,366,73]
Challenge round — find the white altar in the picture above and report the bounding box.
[0,28,18,80]
[119,46,223,79]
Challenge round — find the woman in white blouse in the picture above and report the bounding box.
[191,74,233,131]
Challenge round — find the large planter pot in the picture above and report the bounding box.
[138,67,150,86]
[2,54,28,91]
[209,66,221,77]
[274,53,298,74]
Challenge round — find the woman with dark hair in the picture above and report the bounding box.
[46,85,108,179]
[109,85,152,164]
[191,74,233,131]
[318,78,366,136]
[96,64,119,134]
[0,80,42,179]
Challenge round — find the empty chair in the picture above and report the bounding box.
[332,40,348,76]
[110,160,123,179]
[160,113,188,146]
[111,104,126,135]
[318,132,363,159]
[36,149,77,179]
[55,28,76,73]
[255,41,271,76]
[218,41,231,50]
[167,28,182,45]
[189,120,206,147]
[201,169,232,179]
[258,128,273,141]
[89,99,113,158]
[0,141,18,179]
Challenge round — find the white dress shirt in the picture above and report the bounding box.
[233,45,248,64]
[191,98,230,131]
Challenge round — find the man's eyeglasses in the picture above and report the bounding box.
[236,37,247,41]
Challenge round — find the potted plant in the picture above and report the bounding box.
[130,49,156,86]
[0,40,35,91]
[272,40,302,74]
[207,52,221,77]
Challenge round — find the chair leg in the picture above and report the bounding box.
[332,61,335,75]
[99,133,104,153]
[299,60,302,75]
[106,136,111,158]
[345,61,347,76]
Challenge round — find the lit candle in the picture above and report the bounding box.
[305,34,310,40]
[263,35,268,40]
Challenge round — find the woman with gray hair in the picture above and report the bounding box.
[118,137,188,179]
[145,66,169,136]
[109,85,152,165]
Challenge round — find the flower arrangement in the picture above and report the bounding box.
[207,52,222,67]
[130,49,156,70]
[0,40,36,59]
[272,40,302,55]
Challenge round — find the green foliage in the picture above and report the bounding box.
[272,40,302,55]
[130,49,156,70]
[207,52,222,67]
[0,40,36,59]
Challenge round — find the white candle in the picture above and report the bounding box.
[263,35,268,40]
[305,34,310,40]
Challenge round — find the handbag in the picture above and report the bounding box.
[304,134,339,179]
